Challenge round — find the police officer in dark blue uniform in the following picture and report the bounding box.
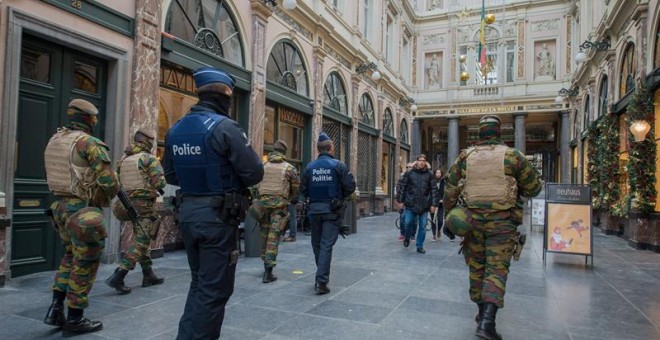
[162,67,264,340]
[301,132,356,295]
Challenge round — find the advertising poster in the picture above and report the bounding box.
[546,203,591,255]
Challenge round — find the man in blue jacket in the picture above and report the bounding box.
[162,66,264,339]
[301,132,356,294]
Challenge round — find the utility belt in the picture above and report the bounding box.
[310,198,344,213]
[177,191,249,226]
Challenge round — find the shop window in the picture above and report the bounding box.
[267,41,309,96]
[400,119,409,144]
[323,72,347,114]
[164,0,244,66]
[322,117,351,166]
[655,24,660,69]
[357,132,377,193]
[620,43,636,97]
[383,108,394,137]
[598,76,608,118]
[157,61,239,159]
[359,93,375,126]
[262,106,304,169]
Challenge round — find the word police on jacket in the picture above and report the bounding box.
[172,143,202,156]
[312,168,333,182]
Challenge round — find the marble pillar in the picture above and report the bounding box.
[514,112,527,154]
[560,110,571,183]
[447,115,460,166]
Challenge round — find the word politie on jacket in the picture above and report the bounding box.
[312,168,333,182]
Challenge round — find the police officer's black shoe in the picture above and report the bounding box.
[475,302,485,323]
[43,299,65,327]
[315,282,330,295]
[142,267,165,287]
[476,303,502,340]
[105,268,131,294]
[263,266,277,283]
[416,247,426,254]
[62,317,103,337]
[403,238,410,247]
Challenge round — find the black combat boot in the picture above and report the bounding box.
[105,268,131,294]
[142,267,164,287]
[476,303,502,340]
[43,299,65,327]
[475,302,485,323]
[262,265,277,283]
[62,317,103,337]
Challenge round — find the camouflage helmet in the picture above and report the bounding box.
[66,207,108,242]
[444,206,474,237]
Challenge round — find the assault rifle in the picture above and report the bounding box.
[117,187,149,237]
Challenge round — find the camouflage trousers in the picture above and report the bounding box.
[120,214,156,271]
[50,198,105,310]
[259,207,289,268]
[462,218,517,308]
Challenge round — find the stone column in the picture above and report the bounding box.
[0,191,8,287]
[411,118,421,158]
[247,0,274,157]
[514,112,527,153]
[447,115,460,166]
[312,47,326,154]
[560,110,571,183]
[117,0,164,263]
[350,75,361,177]
[375,94,385,200]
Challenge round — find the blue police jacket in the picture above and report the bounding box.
[165,111,241,195]
[301,153,356,215]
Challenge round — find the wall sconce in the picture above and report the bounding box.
[282,0,297,9]
[399,97,417,112]
[356,62,381,81]
[260,0,277,6]
[555,87,579,103]
[630,120,651,142]
[575,39,610,64]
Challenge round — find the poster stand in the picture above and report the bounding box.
[542,183,593,268]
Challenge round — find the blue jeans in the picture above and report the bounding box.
[288,203,297,238]
[404,208,427,248]
[309,213,340,284]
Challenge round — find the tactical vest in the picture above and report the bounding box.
[258,161,290,198]
[44,128,96,200]
[464,144,518,209]
[119,153,151,192]
[166,111,241,195]
[307,156,341,202]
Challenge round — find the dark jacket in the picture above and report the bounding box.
[431,177,445,207]
[397,166,439,214]
[301,152,356,215]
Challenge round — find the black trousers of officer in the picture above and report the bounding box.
[310,212,340,284]
[176,219,237,340]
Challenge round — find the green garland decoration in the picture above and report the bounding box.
[588,113,620,211]
[625,82,657,216]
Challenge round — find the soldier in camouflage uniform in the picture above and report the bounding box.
[43,99,119,337]
[251,140,300,283]
[105,128,166,294]
[444,115,542,340]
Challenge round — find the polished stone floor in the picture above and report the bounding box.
[1,212,659,339]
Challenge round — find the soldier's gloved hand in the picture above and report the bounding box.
[339,225,350,239]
